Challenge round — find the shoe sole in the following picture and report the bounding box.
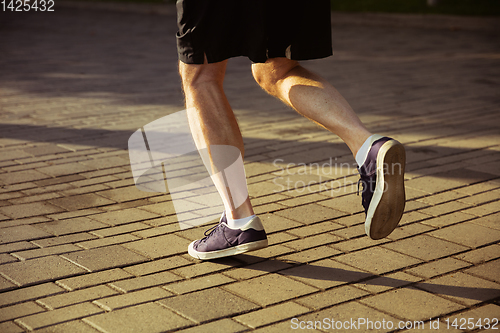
[365,139,406,240]
[188,239,268,260]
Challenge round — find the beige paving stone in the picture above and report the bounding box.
[333,236,389,253]
[296,301,400,333]
[16,302,103,331]
[406,257,471,279]
[123,256,192,276]
[131,223,179,238]
[416,272,500,306]
[76,234,140,249]
[274,203,345,224]
[35,217,109,236]
[88,208,160,226]
[0,282,65,307]
[240,244,295,261]
[161,287,259,323]
[222,259,292,280]
[0,301,46,322]
[0,225,51,244]
[455,180,500,195]
[419,211,473,228]
[417,190,468,205]
[0,253,18,264]
[38,285,118,309]
[463,201,500,217]
[56,268,134,291]
[12,244,82,260]
[0,170,51,185]
[281,259,373,290]
[354,271,422,294]
[122,234,190,259]
[0,274,17,291]
[295,285,369,310]
[34,320,102,333]
[386,222,434,240]
[49,193,115,211]
[259,213,304,234]
[32,233,98,248]
[267,231,297,245]
[279,193,331,207]
[62,245,148,271]
[0,241,37,253]
[47,209,104,221]
[331,223,364,239]
[277,245,341,263]
[0,321,24,333]
[398,210,432,226]
[287,221,344,237]
[453,244,500,264]
[90,222,151,237]
[283,233,342,251]
[335,246,423,275]
[418,200,472,217]
[174,318,247,333]
[171,258,239,279]
[429,222,500,248]
[36,163,95,177]
[441,304,500,331]
[458,189,500,206]
[253,202,286,214]
[85,302,194,333]
[463,258,500,283]
[359,287,464,322]
[109,270,182,292]
[382,235,468,261]
[0,256,87,286]
[405,175,465,194]
[164,273,234,295]
[332,214,364,227]
[94,286,173,311]
[472,212,500,230]
[234,301,310,328]
[319,194,365,215]
[252,320,322,333]
[223,273,318,306]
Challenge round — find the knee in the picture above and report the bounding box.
[179,60,226,92]
[251,58,299,95]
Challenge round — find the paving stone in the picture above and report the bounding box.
[0,274,17,292]
[0,225,51,244]
[0,170,51,185]
[34,320,102,333]
[88,208,160,226]
[259,213,304,234]
[418,201,472,217]
[56,268,134,291]
[50,193,115,211]
[0,256,87,286]
[472,212,500,230]
[463,201,500,217]
[164,273,234,295]
[84,302,194,333]
[277,245,341,263]
[94,286,173,311]
[32,233,98,248]
[360,287,464,322]
[174,318,248,333]
[123,256,192,276]
[333,236,389,253]
[406,257,471,279]
[171,258,240,279]
[97,187,159,203]
[274,203,345,224]
[109,270,182,292]
[429,222,500,248]
[223,274,318,306]
[222,258,292,280]
[0,301,46,322]
[90,222,151,237]
[416,272,500,306]
[382,235,468,261]
[0,202,64,219]
[76,234,140,249]
[15,302,103,331]
[62,245,148,271]
[252,320,322,333]
[0,282,65,307]
[234,301,310,328]
[287,221,344,237]
[296,301,400,333]
[463,258,500,283]
[295,285,369,310]
[453,244,500,264]
[132,223,179,238]
[419,211,473,228]
[36,163,95,177]
[38,285,118,310]
[354,271,422,294]
[335,246,423,275]
[158,287,259,323]
[283,233,342,251]
[12,244,82,260]
[0,321,24,333]
[122,234,191,259]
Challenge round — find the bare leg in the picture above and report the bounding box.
[179,60,254,220]
[252,58,372,157]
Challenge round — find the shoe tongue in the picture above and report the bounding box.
[220,211,227,224]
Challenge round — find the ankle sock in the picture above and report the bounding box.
[355,134,384,167]
[226,215,256,229]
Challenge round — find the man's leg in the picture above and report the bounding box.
[252,58,405,240]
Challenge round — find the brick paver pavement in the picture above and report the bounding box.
[1,2,499,332]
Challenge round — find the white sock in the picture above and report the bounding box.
[355,134,384,167]
[226,215,255,229]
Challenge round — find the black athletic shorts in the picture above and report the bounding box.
[176,0,333,64]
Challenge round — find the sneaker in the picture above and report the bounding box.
[188,212,268,260]
[358,137,406,240]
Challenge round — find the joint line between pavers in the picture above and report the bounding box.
[59,255,93,273]
[0,271,22,287]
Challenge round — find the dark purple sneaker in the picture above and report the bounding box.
[188,212,268,260]
[358,136,406,240]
